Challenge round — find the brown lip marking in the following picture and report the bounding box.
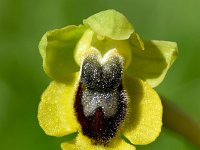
[74,82,127,144]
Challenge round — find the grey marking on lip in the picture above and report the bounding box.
[80,54,124,117]
[82,89,118,117]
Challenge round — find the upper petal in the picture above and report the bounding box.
[61,133,136,150]
[74,28,132,68]
[122,75,162,145]
[39,25,86,81]
[38,73,80,136]
[126,40,178,87]
[83,9,134,40]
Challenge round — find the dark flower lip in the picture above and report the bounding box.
[74,53,127,144]
[74,82,127,144]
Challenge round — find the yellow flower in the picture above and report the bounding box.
[38,10,178,150]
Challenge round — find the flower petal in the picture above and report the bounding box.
[38,73,80,136]
[74,28,132,68]
[83,9,134,40]
[122,75,162,145]
[74,29,101,66]
[129,32,144,51]
[39,25,86,81]
[61,134,136,150]
[126,40,178,87]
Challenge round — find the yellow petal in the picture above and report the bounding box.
[74,28,132,69]
[39,25,86,81]
[126,40,178,87]
[129,32,144,51]
[61,134,136,150]
[122,75,162,145]
[38,73,80,136]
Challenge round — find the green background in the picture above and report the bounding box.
[0,0,200,149]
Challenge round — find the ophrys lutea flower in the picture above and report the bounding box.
[38,10,178,150]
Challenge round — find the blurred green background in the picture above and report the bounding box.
[0,0,200,149]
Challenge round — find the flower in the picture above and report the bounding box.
[38,9,178,150]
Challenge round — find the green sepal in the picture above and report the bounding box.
[130,32,144,50]
[39,25,86,81]
[126,40,178,87]
[83,9,134,40]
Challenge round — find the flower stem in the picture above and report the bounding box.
[161,96,200,148]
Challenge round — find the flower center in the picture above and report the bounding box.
[74,52,127,144]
